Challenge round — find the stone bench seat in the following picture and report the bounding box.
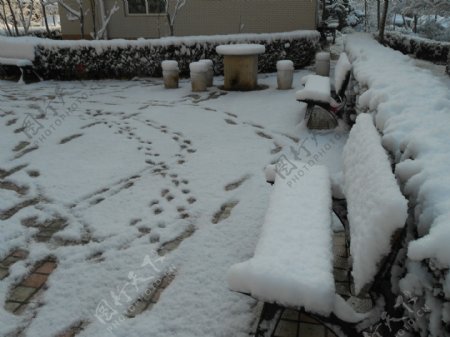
[227,163,336,316]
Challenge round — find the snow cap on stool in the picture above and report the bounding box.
[161,60,179,71]
[189,62,208,72]
[276,60,294,71]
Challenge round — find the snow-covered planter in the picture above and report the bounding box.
[189,62,207,92]
[161,60,179,89]
[383,31,450,63]
[0,30,320,80]
[346,34,450,337]
[198,59,214,87]
[276,60,294,90]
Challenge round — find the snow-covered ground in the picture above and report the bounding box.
[0,71,348,337]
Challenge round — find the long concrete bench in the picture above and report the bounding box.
[228,163,335,315]
[0,57,38,83]
[343,113,408,295]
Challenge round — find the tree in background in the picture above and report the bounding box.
[56,0,118,39]
[164,0,186,36]
[379,0,389,42]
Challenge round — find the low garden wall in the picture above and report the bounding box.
[0,30,320,80]
[383,31,450,64]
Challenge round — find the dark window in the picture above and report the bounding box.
[127,0,147,14]
[147,0,165,13]
[126,0,165,14]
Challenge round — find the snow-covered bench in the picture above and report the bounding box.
[227,163,343,335]
[343,114,408,295]
[0,57,37,83]
[295,53,352,128]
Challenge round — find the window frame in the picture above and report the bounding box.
[124,0,166,16]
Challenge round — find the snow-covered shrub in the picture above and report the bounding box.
[22,31,320,80]
[418,20,450,42]
[346,34,450,337]
[383,31,450,63]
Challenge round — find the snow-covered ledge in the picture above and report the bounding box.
[346,33,450,337]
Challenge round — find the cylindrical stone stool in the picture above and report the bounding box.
[161,60,179,89]
[315,52,331,77]
[190,62,208,92]
[199,59,214,87]
[276,60,294,90]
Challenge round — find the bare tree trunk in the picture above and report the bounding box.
[321,0,326,21]
[41,0,51,36]
[166,13,173,36]
[90,0,97,38]
[377,0,380,29]
[364,0,368,32]
[414,14,417,33]
[5,0,19,35]
[0,0,13,35]
[379,0,389,42]
[79,0,84,38]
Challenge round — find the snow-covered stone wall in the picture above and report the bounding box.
[383,31,450,64]
[0,30,320,80]
[346,33,450,337]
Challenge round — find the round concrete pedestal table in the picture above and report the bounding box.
[216,44,265,91]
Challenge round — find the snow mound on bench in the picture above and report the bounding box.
[227,164,335,315]
[296,75,331,103]
[343,114,408,294]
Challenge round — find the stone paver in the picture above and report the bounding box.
[4,257,57,314]
[35,260,57,274]
[21,273,48,288]
[8,286,37,302]
[0,249,29,280]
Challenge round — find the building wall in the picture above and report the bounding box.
[60,0,317,39]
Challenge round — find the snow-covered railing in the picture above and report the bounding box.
[343,113,408,295]
[0,30,320,80]
[383,31,450,64]
[346,33,450,337]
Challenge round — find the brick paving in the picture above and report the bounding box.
[4,257,57,314]
[0,249,29,281]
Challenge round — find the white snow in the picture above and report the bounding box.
[216,44,265,55]
[316,52,330,61]
[189,61,208,72]
[227,163,335,315]
[0,30,318,59]
[295,75,331,103]
[0,68,348,337]
[334,52,351,95]
[198,59,213,67]
[0,57,33,67]
[343,113,408,294]
[0,37,36,61]
[161,60,179,71]
[276,60,294,71]
[345,33,450,271]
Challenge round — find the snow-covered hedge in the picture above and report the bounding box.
[0,31,320,80]
[346,34,450,337]
[383,31,450,63]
